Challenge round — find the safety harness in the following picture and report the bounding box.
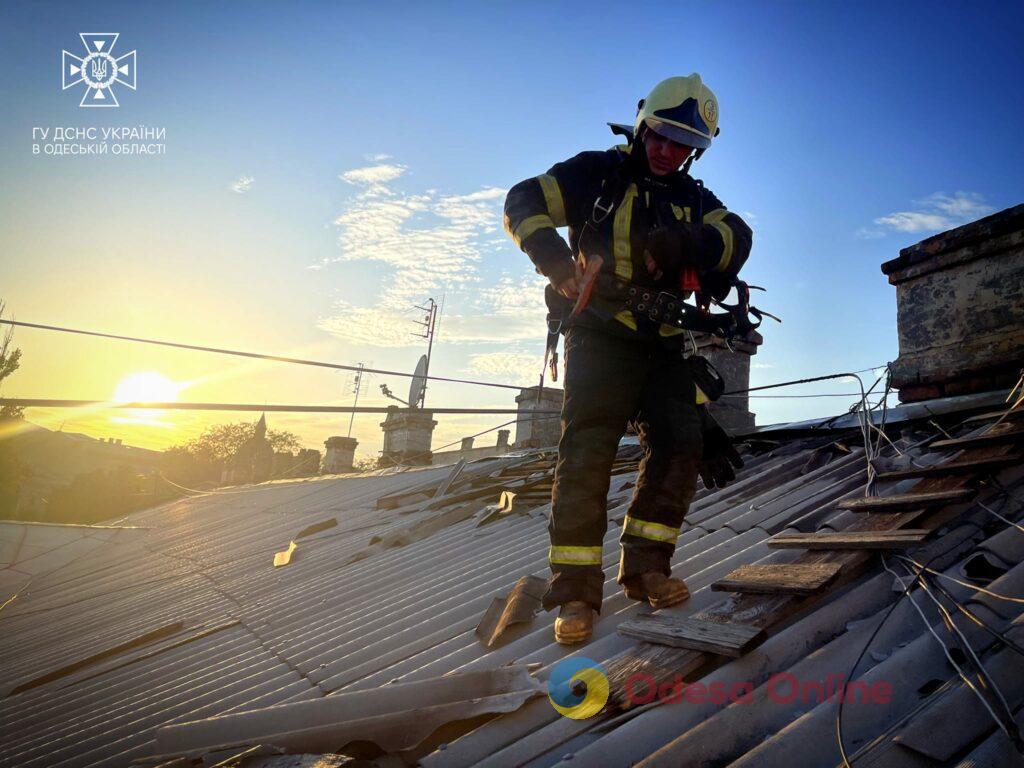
[537,148,778,394]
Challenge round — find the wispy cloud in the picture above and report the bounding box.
[465,351,542,383]
[859,191,992,238]
[340,163,407,196]
[317,161,520,348]
[230,175,254,194]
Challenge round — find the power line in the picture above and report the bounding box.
[0,319,525,391]
[1,317,889,400]
[0,399,558,415]
[724,367,885,396]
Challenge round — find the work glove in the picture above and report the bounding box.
[644,222,696,281]
[699,416,744,490]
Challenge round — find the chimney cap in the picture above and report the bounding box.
[881,203,1024,279]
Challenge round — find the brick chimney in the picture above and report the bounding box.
[881,204,1024,402]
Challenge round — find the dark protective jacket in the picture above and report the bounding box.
[504,144,752,344]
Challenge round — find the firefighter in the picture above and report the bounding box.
[504,74,751,644]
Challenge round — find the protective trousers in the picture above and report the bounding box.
[543,323,703,613]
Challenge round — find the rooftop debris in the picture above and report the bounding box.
[710,562,843,595]
[432,459,466,498]
[273,541,297,567]
[617,615,766,657]
[604,422,1024,707]
[475,574,547,647]
[836,487,978,513]
[3,390,1023,768]
[768,529,931,550]
[150,665,544,762]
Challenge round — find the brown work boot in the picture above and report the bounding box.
[623,572,689,609]
[554,601,595,645]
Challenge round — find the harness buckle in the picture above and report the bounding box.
[592,196,615,223]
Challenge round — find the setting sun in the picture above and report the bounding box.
[113,371,183,403]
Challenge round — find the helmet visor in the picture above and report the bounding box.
[645,118,711,150]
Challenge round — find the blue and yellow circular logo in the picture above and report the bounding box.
[547,657,610,719]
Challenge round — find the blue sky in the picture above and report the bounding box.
[1,1,1022,454]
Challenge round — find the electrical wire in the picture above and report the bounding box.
[0,318,526,391]
[1,317,886,400]
[898,560,1023,750]
[835,389,1024,767]
[895,555,1024,604]
[885,557,1014,747]
[978,499,1024,534]
[921,569,1024,660]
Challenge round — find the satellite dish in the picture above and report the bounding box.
[408,354,428,408]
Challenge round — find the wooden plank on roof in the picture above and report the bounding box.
[603,436,1023,709]
[836,487,976,512]
[711,563,843,594]
[875,454,1022,480]
[928,425,1024,451]
[963,406,1024,424]
[768,529,930,549]
[617,615,765,657]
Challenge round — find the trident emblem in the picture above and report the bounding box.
[62,33,136,108]
[89,57,108,82]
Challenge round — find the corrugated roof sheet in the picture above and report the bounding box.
[2,404,1023,768]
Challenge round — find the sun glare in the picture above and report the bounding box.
[113,372,183,404]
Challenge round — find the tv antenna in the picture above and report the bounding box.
[409,297,439,408]
[346,362,370,437]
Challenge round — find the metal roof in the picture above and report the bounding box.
[1,406,1023,768]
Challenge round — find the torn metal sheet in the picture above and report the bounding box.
[433,459,467,498]
[151,665,544,761]
[294,518,338,540]
[273,541,297,567]
[475,575,546,647]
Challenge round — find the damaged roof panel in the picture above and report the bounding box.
[1,400,1023,767]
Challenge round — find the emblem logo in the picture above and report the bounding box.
[703,98,717,124]
[62,33,136,108]
[547,657,610,719]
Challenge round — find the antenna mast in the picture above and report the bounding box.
[346,362,366,438]
[411,298,438,409]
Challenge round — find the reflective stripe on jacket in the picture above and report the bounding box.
[504,145,752,337]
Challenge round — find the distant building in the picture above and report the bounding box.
[323,436,358,474]
[222,414,275,484]
[430,429,512,465]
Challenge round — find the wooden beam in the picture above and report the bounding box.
[836,488,976,512]
[768,529,930,550]
[617,615,765,657]
[711,563,843,595]
[875,454,1021,481]
[928,426,1024,451]
[963,407,1024,424]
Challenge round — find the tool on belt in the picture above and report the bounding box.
[537,269,778,402]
